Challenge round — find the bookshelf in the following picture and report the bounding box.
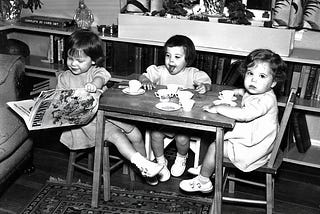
[1,22,320,167]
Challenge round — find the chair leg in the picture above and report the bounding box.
[88,152,94,171]
[122,163,136,181]
[66,151,77,185]
[103,145,111,201]
[266,174,274,214]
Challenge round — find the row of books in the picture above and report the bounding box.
[287,63,320,100]
[47,35,66,64]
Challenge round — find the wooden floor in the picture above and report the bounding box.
[0,131,320,214]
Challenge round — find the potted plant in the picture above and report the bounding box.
[0,0,42,22]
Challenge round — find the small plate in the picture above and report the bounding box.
[122,87,145,95]
[155,102,181,111]
[213,99,237,107]
[218,95,237,101]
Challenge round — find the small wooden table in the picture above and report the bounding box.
[92,84,237,214]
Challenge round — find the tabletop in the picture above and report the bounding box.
[98,84,238,130]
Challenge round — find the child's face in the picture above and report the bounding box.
[244,61,276,95]
[67,50,94,75]
[165,46,188,75]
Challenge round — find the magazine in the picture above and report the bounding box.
[7,88,101,130]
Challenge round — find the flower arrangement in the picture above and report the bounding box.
[1,0,42,13]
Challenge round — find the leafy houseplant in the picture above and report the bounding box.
[0,0,42,21]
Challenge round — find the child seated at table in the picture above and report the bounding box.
[57,29,163,180]
[179,48,287,193]
[139,34,212,185]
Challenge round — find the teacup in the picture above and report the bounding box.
[177,90,194,100]
[219,90,234,101]
[166,84,180,94]
[180,99,195,111]
[128,80,142,93]
[155,89,171,102]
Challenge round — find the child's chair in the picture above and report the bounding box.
[65,141,135,205]
[222,89,296,214]
[144,130,201,169]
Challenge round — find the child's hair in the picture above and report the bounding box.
[164,35,196,66]
[67,29,105,67]
[238,49,287,82]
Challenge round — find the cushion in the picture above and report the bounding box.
[0,54,21,84]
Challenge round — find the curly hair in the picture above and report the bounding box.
[238,49,287,83]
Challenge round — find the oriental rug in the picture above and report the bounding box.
[21,182,211,214]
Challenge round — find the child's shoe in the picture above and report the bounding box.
[179,176,213,193]
[145,176,159,186]
[170,154,188,177]
[158,159,170,182]
[131,153,163,177]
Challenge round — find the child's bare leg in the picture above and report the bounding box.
[171,134,190,177]
[151,130,165,158]
[175,134,190,156]
[200,142,216,178]
[126,126,147,156]
[151,130,170,182]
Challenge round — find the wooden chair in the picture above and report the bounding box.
[66,141,135,201]
[222,89,296,214]
[145,130,201,169]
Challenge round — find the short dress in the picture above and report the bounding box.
[224,90,279,172]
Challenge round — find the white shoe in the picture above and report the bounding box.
[170,154,188,177]
[158,159,170,182]
[187,165,202,175]
[136,159,164,178]
[179,176,213,193]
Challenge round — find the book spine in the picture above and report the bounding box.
[292,111,311,153]
[299,65,311,99]
[48,35,54,63]
[290,64,302,92]
[311,67,320,100]
[304,65,317,100]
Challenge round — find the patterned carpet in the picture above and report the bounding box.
[21,182,211,214]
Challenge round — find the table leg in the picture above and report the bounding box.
[91,110,105,207]
[210,127,224,214]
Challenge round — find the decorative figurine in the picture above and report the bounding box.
[74,0,94,29]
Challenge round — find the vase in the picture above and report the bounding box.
[74,0,94,29]
[1,0,22,23]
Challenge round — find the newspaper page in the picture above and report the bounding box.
[7,88,101,130]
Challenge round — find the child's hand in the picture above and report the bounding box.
[203,104,217,114]
[85,83,97,93]
[194,83,206,94]
[141,79,155,91]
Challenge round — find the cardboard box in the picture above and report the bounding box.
[118,14,294,56]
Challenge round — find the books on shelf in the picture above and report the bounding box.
[20,16,76,28]
[304,65,318,100]
[47,35,65,64]
[299,65,311,99]
[292,111,311,153]
[7,88,101,130]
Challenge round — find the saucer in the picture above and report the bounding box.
[218,95,237,101]
[155,102,181,111]
[213,99,237,107]
[122,87,145,95]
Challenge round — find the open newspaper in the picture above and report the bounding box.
[7,88,101,130]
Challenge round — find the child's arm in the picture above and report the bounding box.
[85,76,105,92]
[139,74,155,90]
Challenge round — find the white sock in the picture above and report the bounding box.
[130,152,144,164]
[156,155,166,165]
[198,174,210,184]
[176,152,188,159]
